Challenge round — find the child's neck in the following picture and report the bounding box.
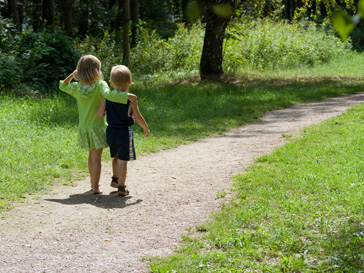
[115,86,129,92]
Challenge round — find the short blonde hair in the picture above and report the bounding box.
[75,55,103,85]
[110,65,132,87]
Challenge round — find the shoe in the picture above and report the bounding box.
[110,176,118,188]
[118,184,129,196]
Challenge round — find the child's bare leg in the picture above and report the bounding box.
[110,156,119,188]
[88,151,93,188]
[117,160,129,196]
[89,148,103,194]
[112,155,118,178]
[117,160,127,185]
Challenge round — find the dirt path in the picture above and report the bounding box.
[1,93,364,273]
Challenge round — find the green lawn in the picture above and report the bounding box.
[150,98,364,272]
[1,72,364,212]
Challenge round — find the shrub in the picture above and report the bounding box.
[76,23,204,81]
[0,18,80,93]
[16,29,80,91]
[224,20,352,73]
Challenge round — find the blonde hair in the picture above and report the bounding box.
[75,55,103,85]
[110,65,132,88]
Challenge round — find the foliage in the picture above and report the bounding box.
[224,19,352,73]
[76,23,204,82]
[0,18,80,93]
[15,29,80,90]
[331,0,364,42]
[149,88,364,273]
[139,0,180,38]
[75,19,354,84]
[350,21,364,51]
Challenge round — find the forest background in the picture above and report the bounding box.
[1,0,364,94]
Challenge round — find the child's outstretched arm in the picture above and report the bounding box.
[131,103,150,137]
[97,99,106,117]
[100,81,137,105]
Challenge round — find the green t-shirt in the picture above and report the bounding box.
[59,80,129,129]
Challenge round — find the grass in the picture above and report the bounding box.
[1,63,364,212]
[149,91,364,272]
[1,49,364,208]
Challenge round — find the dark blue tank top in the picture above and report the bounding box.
[105,100,134,128]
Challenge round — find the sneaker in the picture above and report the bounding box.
[118,184,129,196]
[110,176,118,188]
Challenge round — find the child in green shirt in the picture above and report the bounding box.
[59,55,137,194]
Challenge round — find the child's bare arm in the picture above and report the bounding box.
[97,99,106,117]
[63,70,76,84]
[131,103,150,137]
[128,93,138,104]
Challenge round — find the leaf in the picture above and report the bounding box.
[213,4,234,19]
[185,0,201,20]
[331,9,355,41]
[358,0,364,17]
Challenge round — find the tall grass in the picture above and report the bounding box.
[75,19,354,86]
[150,102,364,273]
[224,20,352,74]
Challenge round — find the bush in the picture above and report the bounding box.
[76,23,204,81]
[16,30,80,91]
[0,18,80,93]
[224,20,353,73]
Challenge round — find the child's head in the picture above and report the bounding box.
[75,55,103,85]
[110,65,132,90]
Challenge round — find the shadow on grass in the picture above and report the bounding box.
[135,76,364,141]
[45,191,143,209]
[17,75,364,137]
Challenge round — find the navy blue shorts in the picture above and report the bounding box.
[106,127,136,161]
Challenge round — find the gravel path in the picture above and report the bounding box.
[1,92,364,273]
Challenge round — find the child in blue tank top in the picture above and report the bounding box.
[97,65,149,196]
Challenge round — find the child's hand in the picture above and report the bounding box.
[144,129,150,138]
[128,93,138,104]
[63,70,77,84]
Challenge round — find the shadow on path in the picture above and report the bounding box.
[45,191,143,209]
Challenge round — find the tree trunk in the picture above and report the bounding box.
[43,0,55,28]
[130,0,139,47]
[123,0,131,66]
[8,0,20,30]
[63,0,73,36]
[200,0,236,80]
[32,0,42,32]
[284,0,291,21]
[109,0,117,32]
[78,0,89,37]
[320,1,327,19]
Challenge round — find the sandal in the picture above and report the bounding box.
[110,176,118,188]
[118,184,129,196]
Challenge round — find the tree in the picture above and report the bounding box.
[8,0,20,30]
[31,0,42,32]
[63,0,73,36]
[78,0,88,37]
[200,0,236,80]
[130,0,140,47]
[43,0,55,27]
[123,0,131,65]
